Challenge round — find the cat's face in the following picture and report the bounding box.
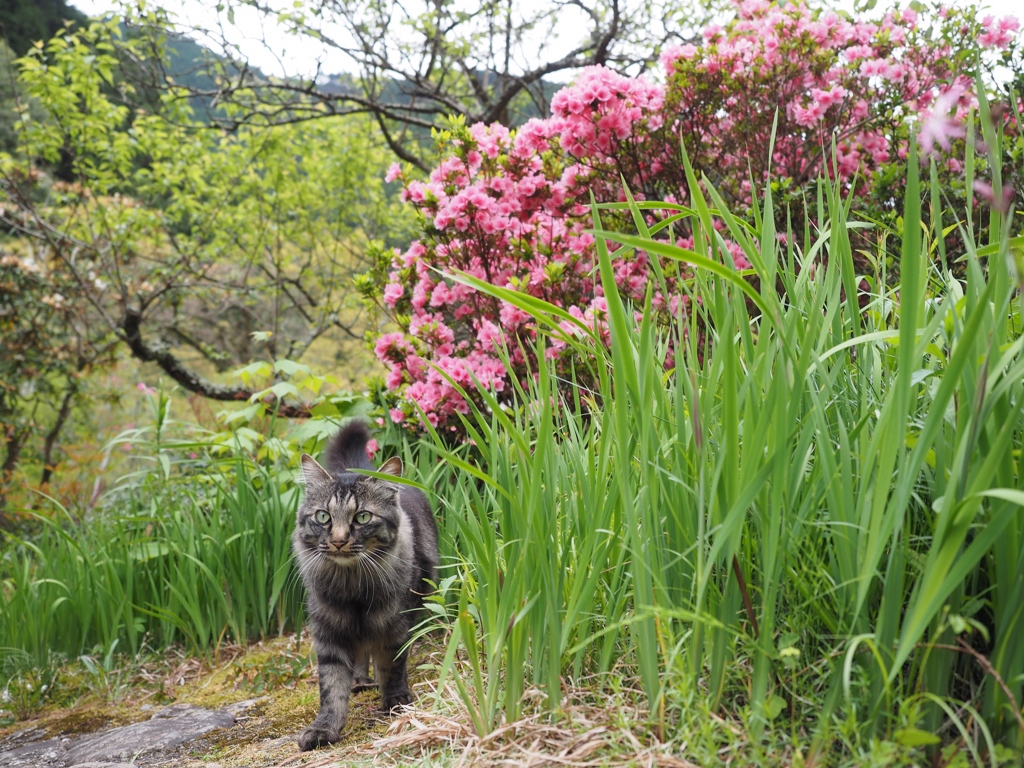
[295,455,404,566]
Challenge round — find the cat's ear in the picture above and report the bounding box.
[378,456,403,478]
[300,454,333,485]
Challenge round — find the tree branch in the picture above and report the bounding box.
[39,379,78,488]
[120,309,310,418]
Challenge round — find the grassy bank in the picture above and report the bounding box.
[0,455,304,667]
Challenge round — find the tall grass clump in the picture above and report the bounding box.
[420,132,1024,759]
[0,426,305,675]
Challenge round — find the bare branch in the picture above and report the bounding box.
[121,309,310,417]
[109,0,704,167]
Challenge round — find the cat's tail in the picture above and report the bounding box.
[323,420,373,473]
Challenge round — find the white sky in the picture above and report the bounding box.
[70,0,1024,80]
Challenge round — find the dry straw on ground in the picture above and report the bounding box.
[274,674,701,768]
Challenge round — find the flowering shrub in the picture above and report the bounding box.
[361,1,1021,430]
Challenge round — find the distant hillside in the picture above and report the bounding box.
[2,1,559,134]
[158,32,246,121]
[0,0,87,56]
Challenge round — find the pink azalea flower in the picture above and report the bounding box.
[973,180,1014,214]
[918,89,966,157]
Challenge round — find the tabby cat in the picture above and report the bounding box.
[293,421,438,751]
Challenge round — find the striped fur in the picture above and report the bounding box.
[293,422,438,751]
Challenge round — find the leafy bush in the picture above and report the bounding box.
[362,1,1021,431]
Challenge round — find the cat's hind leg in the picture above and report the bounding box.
[352,645,376,692]
[374,645,412,712]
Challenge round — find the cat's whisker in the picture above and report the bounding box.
[363,551,404,594]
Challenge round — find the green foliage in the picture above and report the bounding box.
[0,650,60,722]
[0,39,33,155]
[0,0,86,57]
[0,439,306,667]
[0,17,411,515]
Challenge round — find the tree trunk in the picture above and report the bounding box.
[40,381,77,488]
[0,422,28,531]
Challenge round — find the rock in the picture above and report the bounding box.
[222,698,263,717]
[64,704,235,764]
[0,703,237,767]
[0,736,64,767]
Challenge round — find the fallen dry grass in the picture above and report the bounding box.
[273,661,704,768]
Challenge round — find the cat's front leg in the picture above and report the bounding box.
[374,645,412,712]
[299,647,355,751]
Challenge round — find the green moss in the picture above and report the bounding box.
[0,699,144,743]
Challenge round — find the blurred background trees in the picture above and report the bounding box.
[0,9,414,522]
[121,0,721,170]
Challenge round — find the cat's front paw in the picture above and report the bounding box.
[298,725,341,751]
[381,690,413,712]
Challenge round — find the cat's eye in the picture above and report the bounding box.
[313,510,330,524]
[354,510,372,524]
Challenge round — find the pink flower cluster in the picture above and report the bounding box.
[659,1,1017,206]
[371,1,1020,430]
[549,67,665,157]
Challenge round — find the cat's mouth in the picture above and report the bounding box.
[324,549,360,560]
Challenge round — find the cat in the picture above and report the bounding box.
[292,420,438,751]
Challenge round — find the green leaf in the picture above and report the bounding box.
[251,381,299,402]
[233,361,273,386]
[273,359,311,378]
[130,542,169,562]
[765,694,786,721]
[894,728,941,747]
